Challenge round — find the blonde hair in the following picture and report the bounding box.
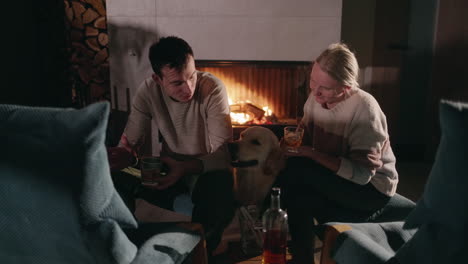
[315,43,359,88]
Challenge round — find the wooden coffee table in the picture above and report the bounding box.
[219,240,321,264]
[214,241,292,264]
[236,253,292,264]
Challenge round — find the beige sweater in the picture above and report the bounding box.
[123,71,232,172]
[302,88,398,196]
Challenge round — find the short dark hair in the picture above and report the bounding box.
[148,36,194,78]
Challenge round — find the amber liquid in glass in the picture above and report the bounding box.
[262,230,287,264]
[284,134,302,148]
[141,167,161,183]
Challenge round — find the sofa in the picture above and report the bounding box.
[0,102,205,264]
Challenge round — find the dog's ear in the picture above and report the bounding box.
[263,147,285,176]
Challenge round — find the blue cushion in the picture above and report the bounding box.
[398,100,468,262]
[394,222,466,264]
[332,222,416,264]
[319,194,416,263]
[405,100,468,228]
[369,193,415,223]
[0,102,137,263]
[132,228,200,263]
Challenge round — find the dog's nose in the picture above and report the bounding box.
[227,142,238,159]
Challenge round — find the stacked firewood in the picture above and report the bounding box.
[64,0,109,104]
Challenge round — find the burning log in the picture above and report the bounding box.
[229,101,280,125]
[230,102,265,120]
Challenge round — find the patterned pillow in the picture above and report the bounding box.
[0,102,137,263]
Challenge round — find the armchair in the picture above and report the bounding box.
[0,102,205,264]
[319,100,468,264]
[319,193,415,264]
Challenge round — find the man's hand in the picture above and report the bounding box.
[142,156,186,190]
[107,147,134,171]
[142,156,203,190]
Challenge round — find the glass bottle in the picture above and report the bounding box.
[262,187,288,264]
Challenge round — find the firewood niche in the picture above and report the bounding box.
[64,0,110,104]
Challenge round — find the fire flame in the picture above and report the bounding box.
[230,112,252,124]
[263,106,272,116]
[229,98,273,125]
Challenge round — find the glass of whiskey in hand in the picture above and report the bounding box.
[140,156,165,185]
[283,126,304,153]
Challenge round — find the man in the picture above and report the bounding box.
[108,36,236,255]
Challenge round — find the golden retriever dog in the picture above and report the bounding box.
[228,126,284,209]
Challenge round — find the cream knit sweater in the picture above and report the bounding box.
[302,88,398,196]
[123,71,232,173]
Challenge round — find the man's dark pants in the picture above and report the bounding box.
[112,169,236,255]
[273,157,391,263]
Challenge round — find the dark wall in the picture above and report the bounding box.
[424,0,468,159]
[4,1,72,107]
[342,0,468,162]
[342,0,417,160]
[398,0,438,154]
[341,0,376,68]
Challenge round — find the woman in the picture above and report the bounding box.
[279,43,398,263]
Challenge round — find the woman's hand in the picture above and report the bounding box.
[279,136,315,159]
[283,145,316,159]
[284,145,341,173]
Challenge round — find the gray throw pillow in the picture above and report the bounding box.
[0,102,137,264]
[398,100,468,262]
[405,100,468,228]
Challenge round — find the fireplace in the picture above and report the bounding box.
[110,60,312,141]
[197,60,311,138]
[197,60,310,123]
